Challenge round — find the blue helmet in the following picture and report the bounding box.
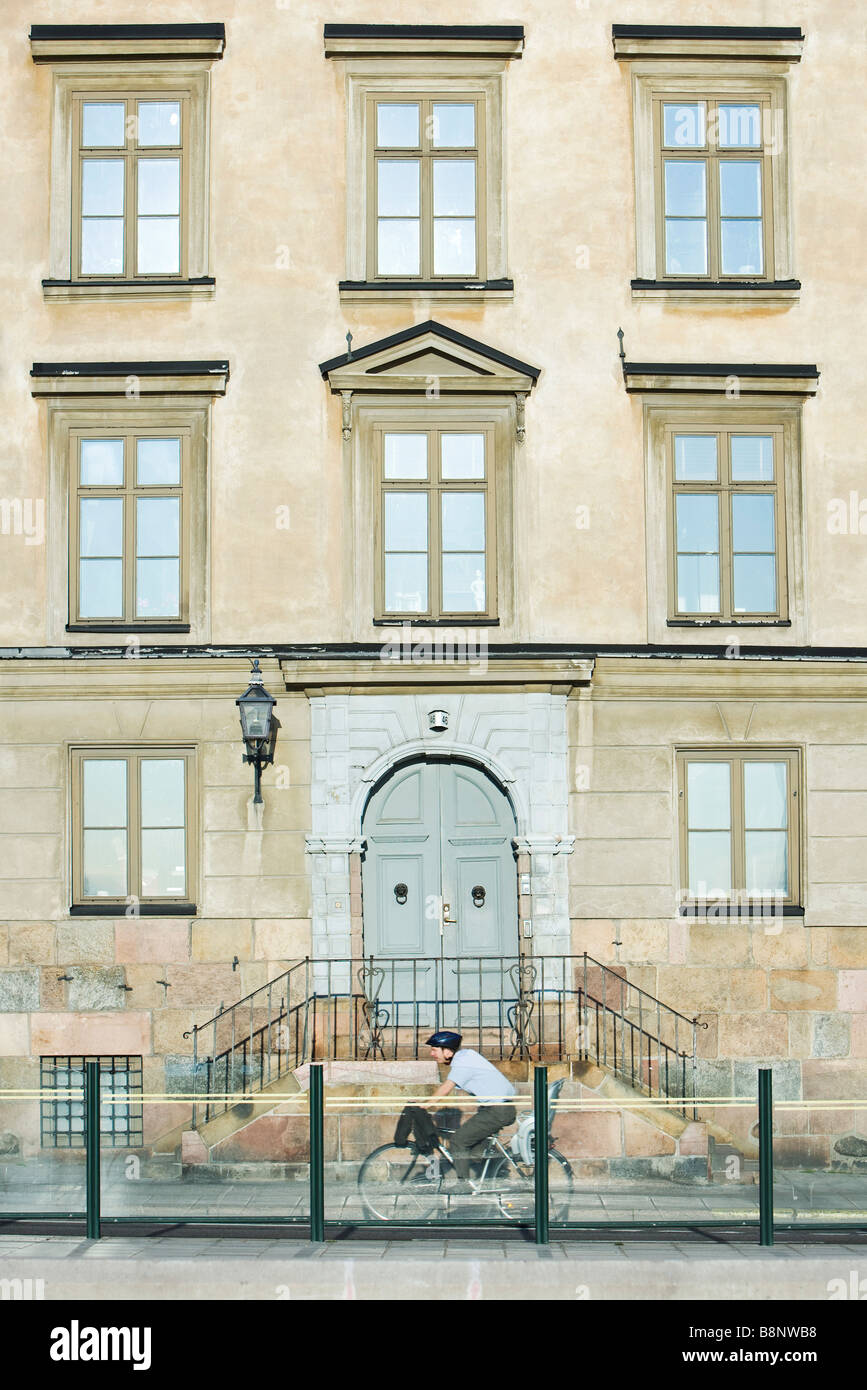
[426,1031,462,1052]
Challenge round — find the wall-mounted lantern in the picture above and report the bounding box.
[236,659,278,804]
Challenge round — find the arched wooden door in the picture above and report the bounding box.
[362,759,518,1027]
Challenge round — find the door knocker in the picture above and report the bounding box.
[471,885,486,908]
[394,883,408,905]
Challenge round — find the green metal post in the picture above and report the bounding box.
[534,1065,549,1245]
[758,1067,774,1247]
[85,1060,101,1241]
[309,1062,325,1242]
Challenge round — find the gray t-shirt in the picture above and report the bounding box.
[447,1048,516,1103]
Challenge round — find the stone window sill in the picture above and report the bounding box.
[69,903,197,917]
[631,279,800,304]
[43,278,216,304]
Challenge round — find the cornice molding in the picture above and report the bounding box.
[30,23,226,62]
[30,361,230,398]
[612,24,803,63]
[324,24,524,61]
[623,362,819,396]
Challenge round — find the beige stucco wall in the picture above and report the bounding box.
[1,0,866,646]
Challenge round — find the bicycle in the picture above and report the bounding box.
[357,1080,573,1223]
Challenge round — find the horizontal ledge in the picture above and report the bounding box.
[613,27,803,61]
[31,360,230,398]
[339,279,513,292]
[678,904,804,918]
[612,25,804,39]
[68,904,197,917]
[324,25,524,38]
[631,279,800,293]
[66,624,191,634]
[42,278,216,302]
[667,620,792,628]
[324,24,524,60]
[373,618,500,627]
[623,361,819,395]
[32,359,228,376]
[30,24,225,62]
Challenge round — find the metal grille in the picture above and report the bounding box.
[40,1055,143,1149]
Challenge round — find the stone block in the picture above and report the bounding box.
[163,1054,206,1095]
[0,882,64,920]
[668,918,689,964]
[622,1111,675,1157]
[718,1013,788,1059]
[787,1013,812,1059]
[143,1101,191,1146]
[733,1059,801,1101]
[827,930,867,969]
[696,1013,718,1059]
[165,963,239,1009]
[769,970,836,1011]
[618,920,669,962]
[123,966,168,1009]
[192,920,253,962]
[672,1155,710,1183]
[694,1059,733,1099]
[838,970,867,1012]
[199,876,309,919]
[608,1156,675,1181]
[0,924,7,966]
[686,924,751,966]
[115,921,190,964]
[67,967,127,1011]
[751,924,810,969]
[656,966,767,1014]
[813,1013,850,1059]
[549,1109,621,1160]
[39,968,67,1010]
[0,968,39,1012]
[336,1111,399,1162]
[677,1122,708,1157]
[30,1012,151,1056]
[851,1013,867,1058]
[56,922,115,964]
[253,919,310,962]
[151,1009,195,1056]
[808,928,830,965]
[803,1060,867,1101]
[8,924,55,966]
[181,1131,208,1165]
[0,834,62,879]
[773,1136,829,1168]
[0,1013,29,1056]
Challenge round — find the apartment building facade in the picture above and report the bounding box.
[0,4,865,1167]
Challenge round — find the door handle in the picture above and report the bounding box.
[442,902,457,925]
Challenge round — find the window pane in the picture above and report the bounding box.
[377,161,419,216]
[732,494,775,552]
[676,494,718,551]
[376,103,419,148]
[432,103,475,147]
[664,161,706,216]
[82,160,124,215]
[384,493,427,551]
[377,220,420,275]
[80,561,123,617]
[80,498,123,556]
[442,554,486,612]
[433,220,476,275]
[83,759,127,827]
[663,103,705,148]
[745,832,788,895]
[442,493,485,551]
[733,555,776,612]
[720,161,762,217]
[720,220,763,275]
[81,220,124,275]
[141,759,185,827]
[137,160,180,215]
[384,434,427,480]
[687,761,731,829]
[82,103,126,148]
[677,554,720,612]
[433,161,475,216]
[731,436,774,482]
[137,101,181,147]
[688,832,732,896]
[674,435,717,482]
[81,439,124,486]
[136,559,180,617]
[665,220,707,275]
[83,830,128,897]
[137,498,179,557]
[141,828,186,896]
[137,438,181,485]
[441,434,485,480]
[744,762,787,829]
[718,104,761,149]
[384,554,427,612]
[136,217,180,274]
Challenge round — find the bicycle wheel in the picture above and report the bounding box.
[488,1149,574,1222]
[357,1143,447,1222]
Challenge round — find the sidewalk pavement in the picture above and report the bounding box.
[1,1233,866,1299]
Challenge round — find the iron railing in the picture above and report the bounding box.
[184,953,701,1126]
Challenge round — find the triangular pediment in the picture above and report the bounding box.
[320,320,540,395]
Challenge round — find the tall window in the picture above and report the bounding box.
[369,96,484,280]
[670,427,785,620]
[73,95,187,279]
[70,430,187,625]
[655,97,772,279]
[377,426,494,619]
[71,749,195,911]
[677,750,800,907]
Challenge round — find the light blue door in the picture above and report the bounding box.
[362,760,518,1030]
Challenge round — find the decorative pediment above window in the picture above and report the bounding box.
[320,321,539,441]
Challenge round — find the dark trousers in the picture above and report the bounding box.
[449,1103,516,1179]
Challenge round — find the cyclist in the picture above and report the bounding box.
[424,1031,517,1188]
